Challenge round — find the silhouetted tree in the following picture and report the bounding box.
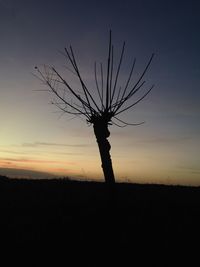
[35,31,154,184]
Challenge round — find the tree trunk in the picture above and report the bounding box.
[93,121,115,184]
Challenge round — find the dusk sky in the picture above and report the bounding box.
[0,0,200,186]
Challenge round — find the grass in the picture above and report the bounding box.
[1,175,200,263]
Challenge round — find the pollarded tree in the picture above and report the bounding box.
[35,31,154,184]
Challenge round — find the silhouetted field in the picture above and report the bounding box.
[0,175,199,263]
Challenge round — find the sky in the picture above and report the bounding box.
[0,0,200,186]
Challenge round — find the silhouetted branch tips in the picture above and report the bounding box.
[120,58,136,102]
[111,42,125,106]
[114,116,145,126]
[94,61,104,107]
[35,31,154,184]
[100,63,104,109]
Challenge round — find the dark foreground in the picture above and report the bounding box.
[1,175,200,264]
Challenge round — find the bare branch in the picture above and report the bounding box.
[69,46,102,113]
[125,53,154,101]
[119,58,136,103]
[51,67,94,112]
[35,32,154,129]
[35,66,90,117]
[115,84,154,116]
[94,62,104,107]
[106,30,112,110]
[113,81,146,113]
[100,63,104,110]
[111,86,122,111]
[63,47,94,112]
[113,53,154,114]
[110,41,125,106]
[109,45,114,109]
[111,120,127,127]
[63,65,77,76]
[114,116,145,126]
[52,102,86,116]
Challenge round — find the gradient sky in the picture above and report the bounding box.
[0,0,200,185]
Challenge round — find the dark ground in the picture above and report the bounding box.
[0,175,199,265]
